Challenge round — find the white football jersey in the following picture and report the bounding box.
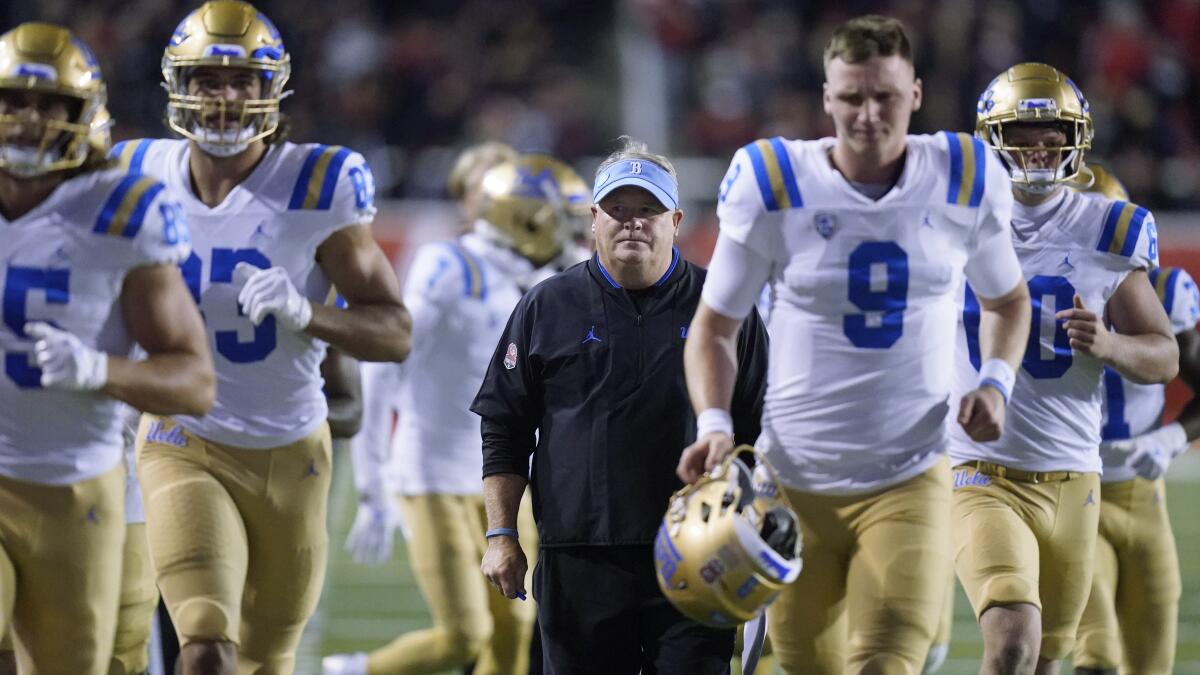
[0,168,190,485]
[116,139,377,449]
[949,190,1159,473]
[1099,266,1199,482]
[355,233,531,496]
[717,133,1020,494]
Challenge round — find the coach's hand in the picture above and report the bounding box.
[1056,294,1113,359]
[958,386,1006,442]
[482,536,527,600]
[677,431,734,484]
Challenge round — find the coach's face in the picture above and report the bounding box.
[824,54,922,162]
[592,186,681,282]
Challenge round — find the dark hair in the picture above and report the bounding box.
[823,15,913,68]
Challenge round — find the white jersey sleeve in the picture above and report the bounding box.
[1149,266,1200,335]
[352,360,402,500]
[286,145,377,233]
[715,145,787,262]
[962,142,1022,299]
[1096,201,1159,270]
[701,233,772,320]
[95,173,192,269]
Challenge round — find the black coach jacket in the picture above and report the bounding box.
[471,250,768,547]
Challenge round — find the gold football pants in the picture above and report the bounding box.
[137,415,332,674]
[952,465,1100,660]
[0,465,124,674]
[367,491,537,675]
[768,459,953,674]
[1073,478,1180,674]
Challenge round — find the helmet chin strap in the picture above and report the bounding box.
[190,123,256,157]
[1011,168,1059,195]
[0,145,62,178]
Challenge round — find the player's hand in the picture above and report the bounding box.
[23,322,108,391]
[344,493,402,566]
[957,385,1006,442]
[677,432,734,484]
[1056,294,1112,360]
[1126,422,1189,481]
[481,535,527,600]
[234,263,313,332]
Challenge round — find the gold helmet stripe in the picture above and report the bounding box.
[742,137,802,211]
[288,144,351,210]
[94,175,165,238]
[1097,201,1150,257]
[946,132,986,207]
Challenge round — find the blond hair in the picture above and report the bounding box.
[823,15,913,68]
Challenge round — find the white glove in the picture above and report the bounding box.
[1125,422,1189,481]
[234,263,312,332]
[24,322,107,390]
[344,492,403,565]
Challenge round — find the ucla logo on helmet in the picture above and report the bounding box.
[13,63,57,81]
[813,212,837,239]
[204,43,247,58]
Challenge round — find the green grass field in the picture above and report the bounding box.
[293,452,1200,674]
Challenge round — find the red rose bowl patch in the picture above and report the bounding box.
[503,342,518,370]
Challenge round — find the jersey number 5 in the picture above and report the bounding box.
[181,248,277,363]
[3,266,70,388]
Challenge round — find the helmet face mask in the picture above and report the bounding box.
[976,63,1093,194]
[0,23,105,178]
[654,449,803,628]
[161,1,290,156]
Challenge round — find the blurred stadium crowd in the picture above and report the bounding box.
[3,0,1196,208]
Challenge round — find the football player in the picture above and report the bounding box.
[1071,170,1197,675]
[323,149,590,675]
[115,1,411,672]
[679,14,1031,673]
[949,64,1176,674]
[0,22,214,674]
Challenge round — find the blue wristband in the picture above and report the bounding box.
[485,528,519,540]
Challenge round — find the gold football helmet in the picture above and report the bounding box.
[477,154,591,267]
[976,62,1093,192]
[1076,162,1129,201]
[88,103,112,153]
[0,22,105,177]
[655,447,803,628]
[162,0,290,154]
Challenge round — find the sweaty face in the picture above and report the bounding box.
[592,185,679,268]
[0,89,75,147]
[823,55,922,160]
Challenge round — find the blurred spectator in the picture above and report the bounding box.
[3,0,1194,207]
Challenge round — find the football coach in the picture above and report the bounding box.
[471,137,769,674]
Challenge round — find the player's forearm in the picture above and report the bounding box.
[483,473,527,531]
[306,303,413,362]
[684,305,741,414]
[1105,332,1179,385]
[978,287,1031,370]
[103,352,215,416]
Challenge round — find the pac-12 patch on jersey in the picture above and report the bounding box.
[504,342,519,370]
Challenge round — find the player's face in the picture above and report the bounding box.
[593,186,680,267]
[823,55,922,160]
[1002,123,1067,171]
[187,66,262,130]
[0,89,74,147]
